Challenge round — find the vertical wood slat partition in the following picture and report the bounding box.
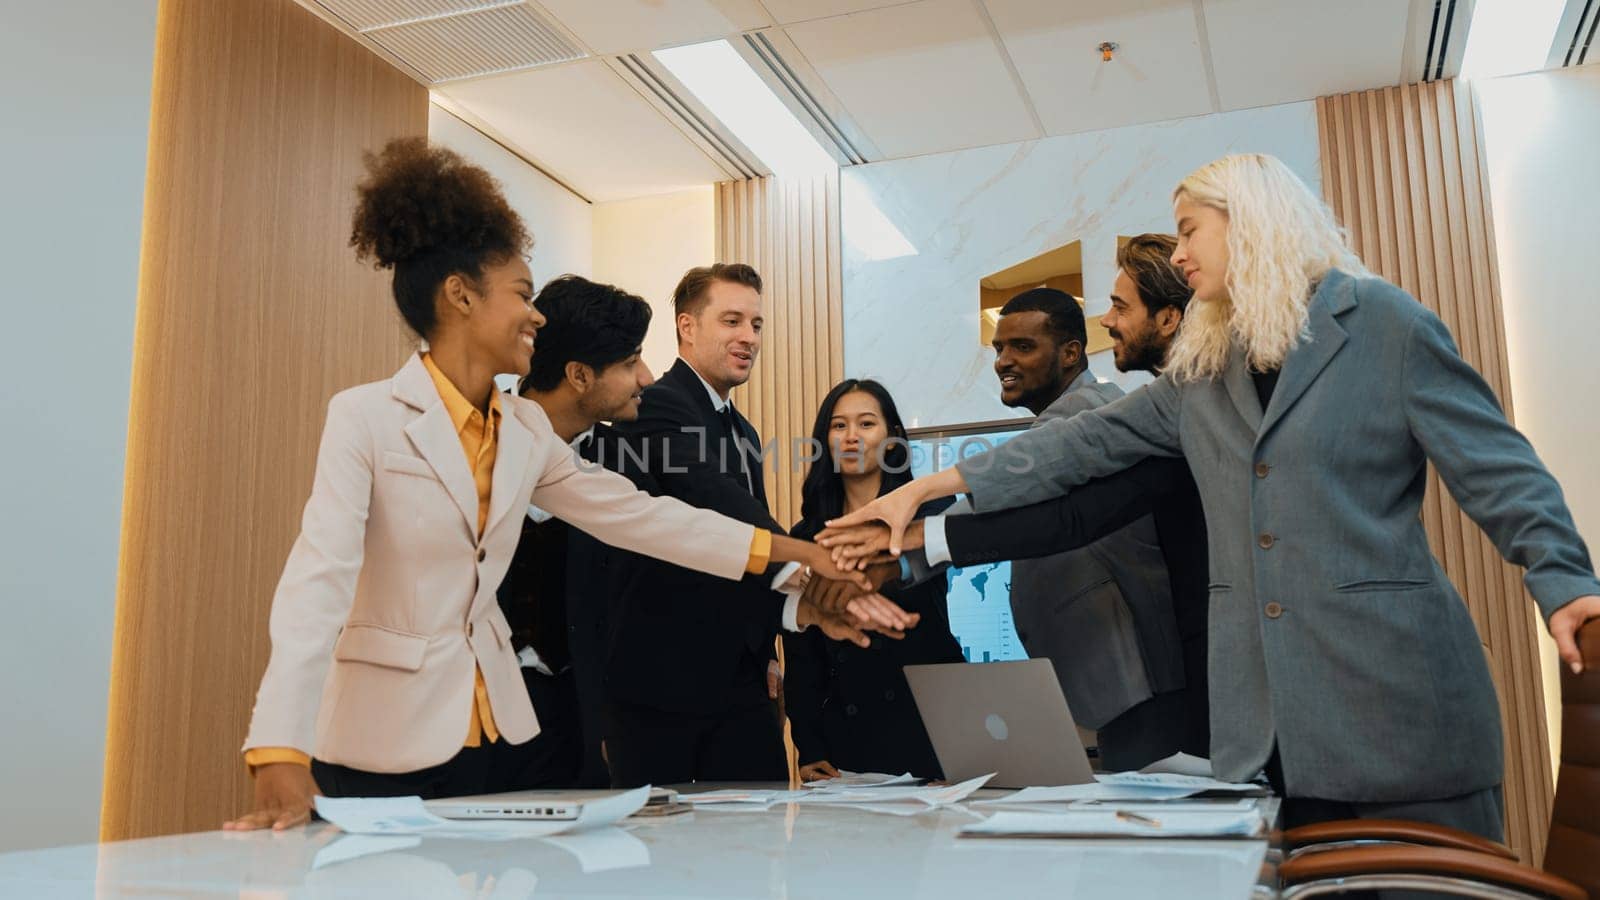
[717,174,844,783]
[1317,79,1553,864]
[102,0,425,840]
[715,174,845,529]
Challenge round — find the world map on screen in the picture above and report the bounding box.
[907,427,1028,663]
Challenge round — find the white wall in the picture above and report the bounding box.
[429,104,593,287]
[592,188,716,377]
[1475,65,1600,773]
[841,101,1319,428]
[0,1,159,851]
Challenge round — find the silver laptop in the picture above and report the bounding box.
[904,659,1096,789]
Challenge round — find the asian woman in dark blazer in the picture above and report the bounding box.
[783,380,965,781]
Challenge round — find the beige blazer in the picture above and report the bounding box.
[244,354,755,773]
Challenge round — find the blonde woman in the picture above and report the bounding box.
[823,153,1600,839]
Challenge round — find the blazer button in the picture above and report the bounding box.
[1255,462,1271,478]
[845,704,859,717]
[1264,602,1283,619]
[1257,533,1275,549]
[477,548,487,562]
[883,689,896,701]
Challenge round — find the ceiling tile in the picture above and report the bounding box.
[1203,0,1411,110]
[985,0,1214,135]
[760,0,912,24]
[534,0,771,55]
[783,0,1040,159]
[436,60,728,201]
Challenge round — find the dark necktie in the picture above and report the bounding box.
[721,403,753,495]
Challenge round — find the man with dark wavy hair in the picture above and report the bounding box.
[495,274,657,788]
[1102,234,1191,374]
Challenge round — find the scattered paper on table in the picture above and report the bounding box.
[976,783,1188,804]
[1068,798,1256,812]
[682,774,991,814]
[681,789,806,806]
[960,808,1264,839]
[314,786,650,839]
[1097,772,1258,794]
[797,773,994,808]
[976,773,1259,806]
[1138,752,1214,778]
[802,771,918,790]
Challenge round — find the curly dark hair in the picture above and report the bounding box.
[349,137,532,338]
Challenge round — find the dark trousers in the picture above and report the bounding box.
[514,666,586,788]
[1265,747,1505,900]
[313,668,586,799]
[605,697,786,787]
[1095,687,1192,772]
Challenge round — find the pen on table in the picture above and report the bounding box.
[1115,810,1162,828]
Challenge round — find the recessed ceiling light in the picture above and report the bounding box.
[1458,0,1564,80]
[654,40,836,179]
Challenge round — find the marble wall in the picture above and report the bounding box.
[841,101,1320,428]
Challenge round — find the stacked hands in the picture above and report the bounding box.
[816,478,933,571]
[788,536,919,647]
[787,478,941,645]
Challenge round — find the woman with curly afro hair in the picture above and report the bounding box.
[225,139,897,830]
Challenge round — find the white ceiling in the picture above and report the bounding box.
[302,0,1453,202]
[782,0,1042,158]
[436,59,730,203]
[985,0,1215,136]
[1201,0,1415,111]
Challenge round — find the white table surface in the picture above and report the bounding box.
[0,790,1274,899]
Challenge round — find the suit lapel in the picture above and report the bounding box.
[484,398,534,539]
[1222,343,1264,434]
[393,356,480,541]
[1258,274,1355,443]
[665,359,716,420]
[668,359,760,499]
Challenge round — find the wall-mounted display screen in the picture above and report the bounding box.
[905,419,1030,664]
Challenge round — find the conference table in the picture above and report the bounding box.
[0,788,1280,898]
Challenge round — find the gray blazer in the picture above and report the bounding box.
[1002,370,1184,730]
[958,270,1600,802]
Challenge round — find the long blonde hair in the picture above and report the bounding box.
[1164,153,1368,382]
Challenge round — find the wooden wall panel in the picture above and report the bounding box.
[1316,79,1554,864]
[716,174,844,530]
[717,173,844,784]
[102,0,425,840]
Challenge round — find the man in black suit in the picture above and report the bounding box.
[601,263,867,787]
[494,275,658,788]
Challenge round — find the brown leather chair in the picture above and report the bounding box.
[1275,618,1599,898]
